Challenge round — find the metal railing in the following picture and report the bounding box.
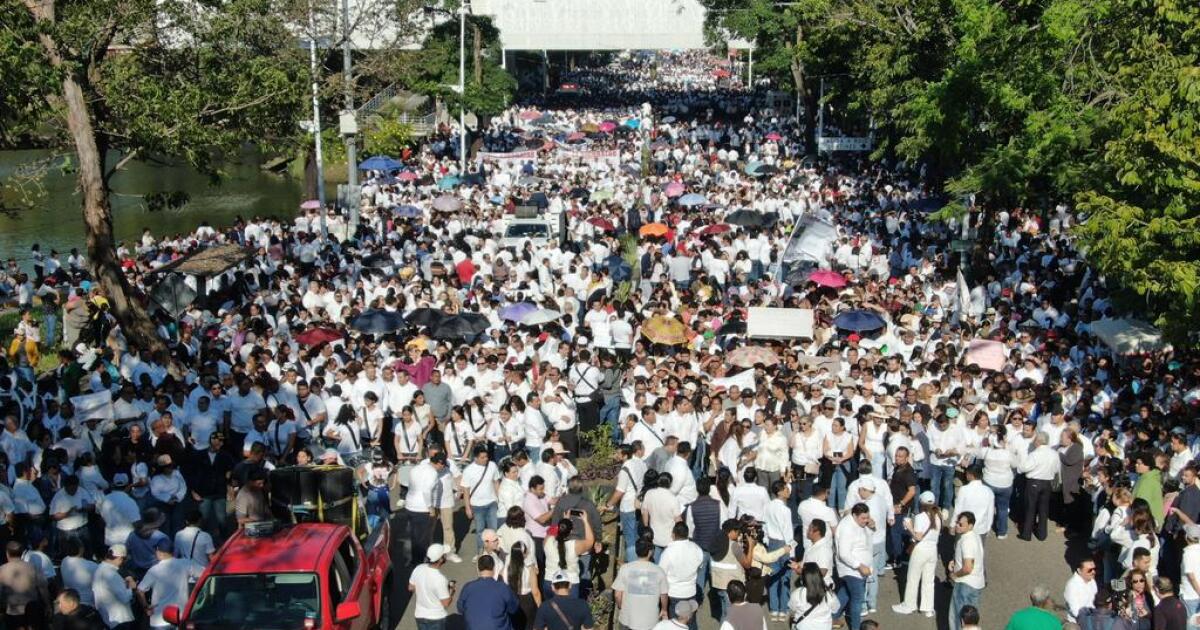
[357,83,400,117]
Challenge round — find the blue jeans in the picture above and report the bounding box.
[620,511,639,562]
[715,588,731,621]
[696,550,711,601]
[888,515,909,562]
[987,482,1013,536]
[865,542,886,609]
[766,540,790,613]
[43,313,57,349]
[416,618,446,630]
[601,395,622,441]
[829,465,849,511]
[691,441,707,479]
[470,502,498,548]
[198,497,228,542]
[950,582,981,630]
[837,575,866,630]
[931,464,956,510]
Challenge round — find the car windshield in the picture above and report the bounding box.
[505,223,549,238]
[188,573,320,630]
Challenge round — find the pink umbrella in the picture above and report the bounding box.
[699,223,732,236]
[965,339,1007,371]
[664,182,685,198]
[566,132,586,142]
[518,110,541,121]
[397,171,419,182]
[808,269,847,288]
[598,121,617,133]
[766,132,782,141]
[299,199,322,210]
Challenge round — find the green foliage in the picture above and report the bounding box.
[364,118,415,157]
[703,0,1200,341]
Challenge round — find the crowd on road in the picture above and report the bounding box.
[1,50,1199,630]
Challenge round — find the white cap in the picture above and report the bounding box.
[109,544,128,558]
[919,491,936,504]
[426,543,450,562]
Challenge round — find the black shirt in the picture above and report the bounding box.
[1153,595,1187,630]
[533,595,594,630]
[890,464,918,508]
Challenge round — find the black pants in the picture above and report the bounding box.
[559,427,579,460]
[407,509,438,566]
[575,401,600,434]
[1022,478,1052,541]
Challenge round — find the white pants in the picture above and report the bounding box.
[902,542,937,612]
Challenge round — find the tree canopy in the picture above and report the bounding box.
[702,0,1200,340]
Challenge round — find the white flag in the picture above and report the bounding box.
[71,389,114,422]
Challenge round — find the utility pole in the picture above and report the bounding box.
[307,2,327,239]
[458,1,467,174]
[341,0,359,236]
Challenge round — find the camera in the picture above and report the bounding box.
[1110,578,1127,593]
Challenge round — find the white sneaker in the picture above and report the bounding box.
[446,553,463,563]
[891,604,916,615]
[997,534,1007,540]
[923,611,935,618]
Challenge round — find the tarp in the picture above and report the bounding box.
[747,307,814,339]
[782,218,838,266]
[964,339,1007,371]
[71,389,113,421]
[1089,318,1166,355]
[148,244,254,276]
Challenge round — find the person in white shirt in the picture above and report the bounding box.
[97,474,141,549]
[798,520,834,584]
[892,491,942,617]
[1180,525,1200,619]
[409,544,455,626]
[788,562,840,630]
[797,486,838,551]
[460,447,501,549]
[497,460,526,517]
[49,475,91,551]
[659,522,704,616]
[652,598,699,630]
[93,544,136,630]
[729,468,770,521]
[834,504,874,630]
[174,511,216,565]
[949,512,986,630]
[642,474,683,558]
[664,445,698,506]
[1019,431,1060,541]
[953,466,995,539]
[60,540,98,607]
[606,444,649,562]
[1063,558,1099,624]
[405,453,449,567]
[137,540,205,630]
[763,480,795,618]
[928,414,965,510]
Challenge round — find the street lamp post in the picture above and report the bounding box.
[341,0,359,236]
[458,1,467,174]
[307,2,328,240]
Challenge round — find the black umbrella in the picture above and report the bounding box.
[361,253,394,269]
[463,173,485,187]
[569,187,590,200]
[717,321,747,336]
[350,309,407,334]
[405,308,446,328]
[726,209,767,227]
[431,313,490,339]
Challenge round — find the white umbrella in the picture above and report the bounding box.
[521,309,563,326]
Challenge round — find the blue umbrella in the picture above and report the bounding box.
[393,205,422,218]
[678,193,708,207]
[624,118,641,129]
[350,309,407,334]
[604,254,633,282]
[358,155,402,171]
[437,176,462,190]
[833,309,887,332]
[499,302,538,323]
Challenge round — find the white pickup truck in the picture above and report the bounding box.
[500,206,565,250]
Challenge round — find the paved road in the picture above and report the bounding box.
[386,510,1083,630]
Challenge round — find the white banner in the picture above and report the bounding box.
[479,150,539,162]
[712,369,756,391]
[817,136,873,152]
[747,307,814,339]
[71,389,114,422]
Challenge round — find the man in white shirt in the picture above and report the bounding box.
[949,512,986,630]
[798,520,834,584]
[174,511,215,565]
[460,447,500,549]
[60,540,98,607]
[642,474,682,559]
[1180,525,1200,617]
[729,468,770,521]
[797,485,838,550]
[664,444,698,506]
[953,466,996,539]
[409,544,455,627]
[763,480,796,619]
[93,544,136,630]
[405,452,448,567]
[97,474,141,548]
[834,504,874,630]
[50,475,91,553]
[138,540,204,630]
[1063,558,1098,624]
[1019,431,1059,541]
[927,415,964,510]
[606,444,648,562]
[659,522,704,627]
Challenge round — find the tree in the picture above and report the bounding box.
[4,0,305,352]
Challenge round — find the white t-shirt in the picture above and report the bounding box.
[643,487,683,547]
[954,531,986,589]
[174,526,215,564]
[139,558,204,627]
[409,563,451,620]
[616,459,648,513]
[461,462,499,507]
[1181,543,1200,600]
[60,556,98,606]
[93,562,134,627]
[659,539,704,598]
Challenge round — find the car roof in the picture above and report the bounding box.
[209,523,343,574]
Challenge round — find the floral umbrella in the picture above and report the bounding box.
[727,346,781,368]
[641,316,690,346]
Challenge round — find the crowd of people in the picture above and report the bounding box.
[1,50,1199,630]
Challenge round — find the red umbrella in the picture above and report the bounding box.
[699,223,732,236]
[766,132,782,141]
[714,69,731,79]
[808,269,848,288]
[587,217,615,232]
[566,132,586,142]
[396,171,418,182]
[519,110,541,121]
[294,327,342,346]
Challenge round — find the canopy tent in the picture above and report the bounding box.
[147,244,254,277]
[746,307,814,339]
[1089,318,1166,355]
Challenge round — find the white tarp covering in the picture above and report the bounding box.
[782,219,838,266]
[747,308,814,339]
[1089,318,1166,355]
[471,0,707,51]
[71,390,114,421]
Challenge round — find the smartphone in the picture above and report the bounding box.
[570,509,584,517]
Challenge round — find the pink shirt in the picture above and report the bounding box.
[522,492,551,538]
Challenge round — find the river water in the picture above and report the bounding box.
[0,149,305,267]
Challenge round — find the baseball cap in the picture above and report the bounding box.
[548,569,571,584]
[919,491,936,504]
[1186,525,1200,541]
[674,600,699,619]
[109,544,128,558]
[112,473,130,487]
[426,543,450,562]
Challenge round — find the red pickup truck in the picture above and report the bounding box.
[163,520,392,630]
